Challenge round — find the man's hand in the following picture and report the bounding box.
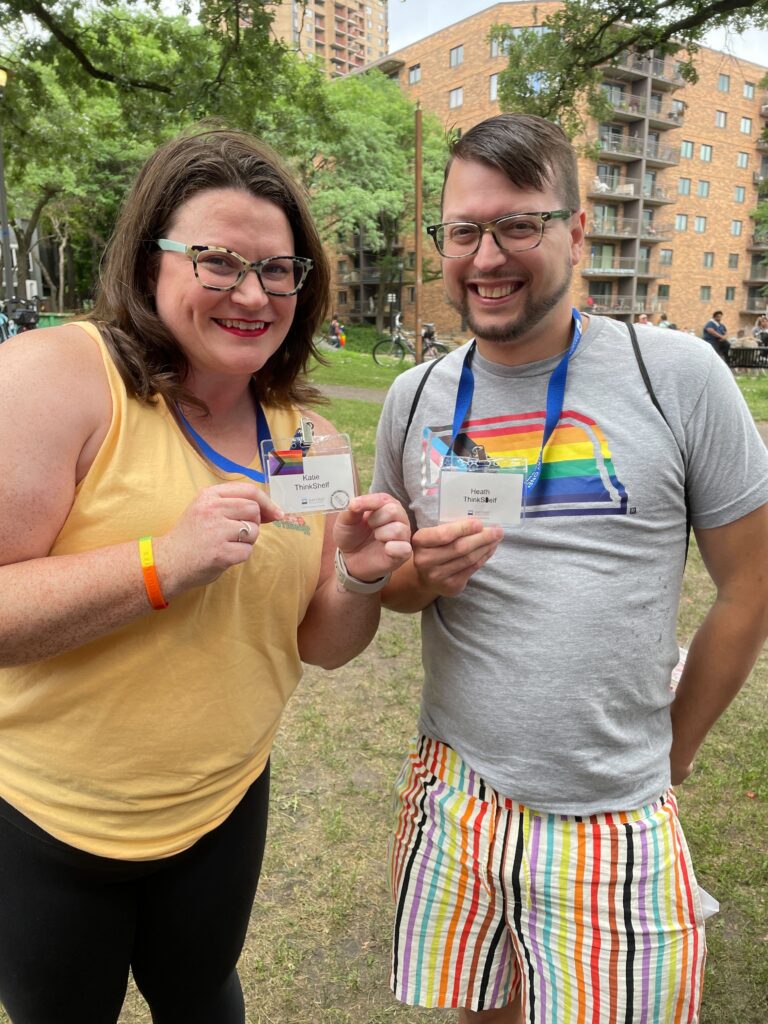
[412,517,504,597]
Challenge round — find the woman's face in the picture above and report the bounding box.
[153,188,299,385]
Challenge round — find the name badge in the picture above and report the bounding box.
[438,448,526,528]
[261,420,357,514]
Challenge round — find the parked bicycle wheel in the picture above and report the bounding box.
[372,338,407,366]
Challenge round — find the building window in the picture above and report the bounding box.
[700,286,712,300]
[717,73,730,92]
[449,87,463,109]
[678,177,691,195]
[449,45,464,67]
[744,82,755,99]
[408,64,421,84]
[703,252,714,268]
[740,117,752,134]
[658,284,670,300]
[489,73,498,101]
[700,144,712,162]
[407,286,416,303]
[660,248,673,266]
[490,37,510,58]
[694,216,707,233]
[671,98,685,117]
[725,286,736,301]
[675,214,688,231]
[728,253,739,269]
[731,220,743,236]
[737,152,749,169]
[734,186,746,203]
[697,180,710,198]
[715,110,727,128]
[680,140,694,159]
[337,290,347,306]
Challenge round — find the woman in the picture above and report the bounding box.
[0,128,411,1024]
[754,314,768,348]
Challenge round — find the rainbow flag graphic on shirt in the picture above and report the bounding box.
[268,448,304,476]
[423,409,628,518]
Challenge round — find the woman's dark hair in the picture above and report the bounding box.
[444,114,580,213]
[88,127,330,411]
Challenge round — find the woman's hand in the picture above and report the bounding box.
[153,482,284,597]
[333,492,412,584]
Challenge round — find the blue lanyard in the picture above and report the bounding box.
[177,402,272,483]
[450,308,583,491]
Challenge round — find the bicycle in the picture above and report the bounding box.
[372,315,449,367]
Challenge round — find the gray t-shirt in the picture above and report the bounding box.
[372,316,768,814]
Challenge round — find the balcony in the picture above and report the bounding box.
[612,52,651,80]
[645,141,679,166]
[582,255,638,276]
[648,58,685,89]
[585,216,639,238]
[745,265,768,284]
[606,94,647,121]
[585,295,635,314]
[647,100,684,130]
[639,221,673,242]
[642,183,675,204]
[587,176,640,200]
[761,99,768,118]
[757,137,768,153]
[743,298,768,314]
[753,171,766,187]
[747,233,768,251]
[636,260,667,278]
[596,133,645,160]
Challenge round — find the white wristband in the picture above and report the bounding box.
[334,548,390,594]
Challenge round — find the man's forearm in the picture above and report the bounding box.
[670,598,768,776]
[381,559,439,613]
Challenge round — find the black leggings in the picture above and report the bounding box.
[0,766,269,1024]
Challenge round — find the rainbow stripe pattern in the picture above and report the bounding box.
[422,410,629,519]
[268,448,304,476]
[390,737,706,1021]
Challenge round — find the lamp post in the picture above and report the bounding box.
[0,67,15,310]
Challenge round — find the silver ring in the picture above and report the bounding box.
[237,521,252,543]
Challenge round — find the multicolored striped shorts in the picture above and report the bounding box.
[389,736,706,1022]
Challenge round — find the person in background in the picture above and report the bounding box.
[635,311,649,324]
[328,313,342,348]
[702,309,730,363]
[0,127,411,1024]
[658,311,671,328]
[753,314,768,348]
[372,113,768,1024]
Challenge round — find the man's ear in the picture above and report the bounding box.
[570,209,586,266]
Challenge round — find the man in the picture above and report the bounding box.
[635,312,649,325]
[372,114,768,1024]
[702,310,730,363]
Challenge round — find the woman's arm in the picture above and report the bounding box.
[0,328,282,666]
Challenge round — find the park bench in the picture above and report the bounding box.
[727,347,768,373]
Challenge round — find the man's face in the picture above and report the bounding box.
[439,158,584,361]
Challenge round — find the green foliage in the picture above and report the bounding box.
[492,0,768,139]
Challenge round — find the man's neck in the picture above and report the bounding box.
[474,310,588,368]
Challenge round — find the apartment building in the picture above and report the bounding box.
[344,1,767,336]
[267,0,388,76]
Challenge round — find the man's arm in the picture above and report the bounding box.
[670,503,768,783]
[382,518,503,613]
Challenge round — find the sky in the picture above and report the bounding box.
[387,1,768,67]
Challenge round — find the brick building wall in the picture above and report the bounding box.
[341,2,767,340]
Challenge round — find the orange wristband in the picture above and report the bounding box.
[138,536,169,610]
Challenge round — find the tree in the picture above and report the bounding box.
[304,70,447,329]
[490,0,768,137]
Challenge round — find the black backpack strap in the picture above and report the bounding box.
[627,322,691,554]
[401,355,445,459]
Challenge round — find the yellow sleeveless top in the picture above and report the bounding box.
[0,322,325,859]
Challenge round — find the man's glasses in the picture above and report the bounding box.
[156,239,313,296]
[427,210,574,258]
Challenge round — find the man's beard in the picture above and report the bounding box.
[453,258,573,345]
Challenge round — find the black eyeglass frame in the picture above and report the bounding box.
[426,209,575,258]
[156,238,314,296]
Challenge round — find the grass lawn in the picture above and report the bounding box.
[309,347,409,391]
[736,374,768,421]
[5,363,763,1024]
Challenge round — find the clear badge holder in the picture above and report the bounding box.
[437,444,527,528]
[261,418,357,515]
